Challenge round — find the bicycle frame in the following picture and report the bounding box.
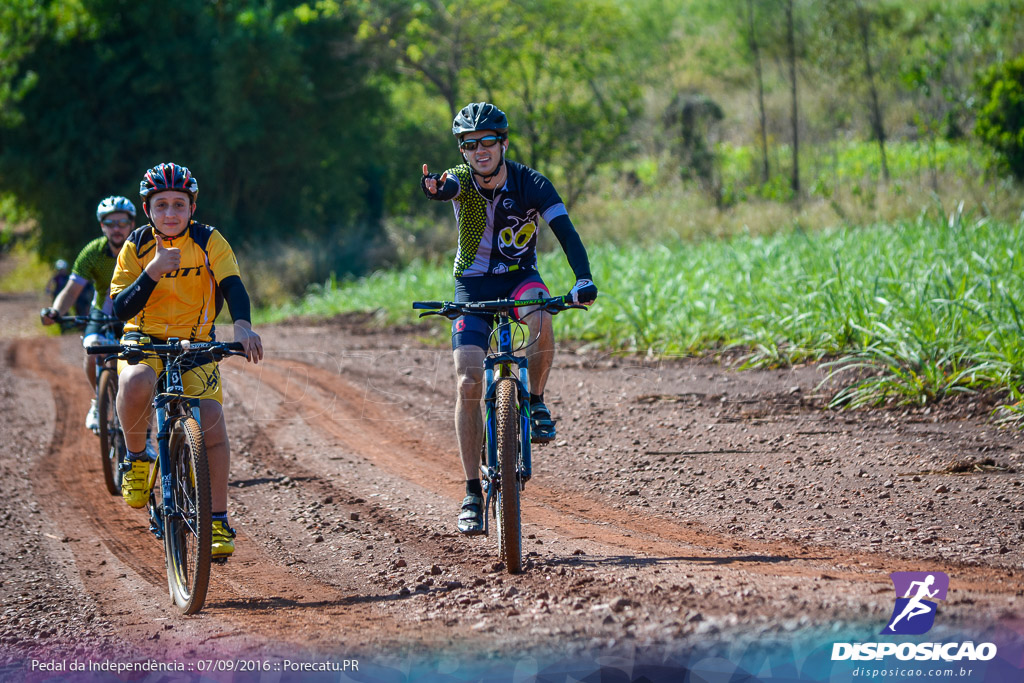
[147,359,203,541]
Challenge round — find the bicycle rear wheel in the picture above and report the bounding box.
[163,416,212,614]
[494,378,522,574]
[97,369,125,496]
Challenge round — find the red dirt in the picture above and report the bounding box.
[1,292,1022,676]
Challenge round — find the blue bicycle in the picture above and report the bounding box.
[413,296,585,573]
[87,338,244,614]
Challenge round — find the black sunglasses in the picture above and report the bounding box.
[101,218,133,228]
[459,135,504,152]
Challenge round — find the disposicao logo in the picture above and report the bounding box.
[831,570,998,663]
[881,571,948,635]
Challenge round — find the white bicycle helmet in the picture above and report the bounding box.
[96,196,137,222]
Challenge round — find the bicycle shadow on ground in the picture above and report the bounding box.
[210,586,460,612]
[537,552,826,570]
[229,475,318,488]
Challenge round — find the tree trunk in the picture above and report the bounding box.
[785,0,800,199]
[856,0,889,182]
[746,0,770,184]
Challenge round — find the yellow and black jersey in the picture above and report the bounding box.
[110,221,240,342]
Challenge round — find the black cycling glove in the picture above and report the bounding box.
[568,279,598,305]
[421,172,458,201]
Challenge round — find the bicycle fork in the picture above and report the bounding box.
[149,397,202,540]
[479,356,532,536]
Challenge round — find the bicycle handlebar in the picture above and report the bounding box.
[41,310,121,327]
[86,339,246,362]
[412,296,587,320]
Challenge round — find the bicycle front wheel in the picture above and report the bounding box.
[163,416,212,614]
[97,369,125,496]
[494,378,523,574]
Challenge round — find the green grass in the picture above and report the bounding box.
[717,139,980,204]
[0,241,51,294]
[260,206,1024,414]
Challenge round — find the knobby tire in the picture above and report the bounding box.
[494,378,522,574]
[97,369,125,496]
[164,416,212,614]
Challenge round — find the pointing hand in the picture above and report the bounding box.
[421,164,449,196]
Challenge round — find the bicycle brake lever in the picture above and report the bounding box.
[420,308,462,320]
[122,348,146,365]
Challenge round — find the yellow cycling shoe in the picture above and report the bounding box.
[211,520,236,559]
[120,458,151,509]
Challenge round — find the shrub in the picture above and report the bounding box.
[975,54,1024,180]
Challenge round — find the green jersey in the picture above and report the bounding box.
[70,236,118,313]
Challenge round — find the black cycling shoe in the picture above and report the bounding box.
[531,402,556,443]
[457,494,484,535]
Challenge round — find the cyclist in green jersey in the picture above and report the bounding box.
[41,196,135,431]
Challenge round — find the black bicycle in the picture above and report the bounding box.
[87,338,245,614]
[46,312,126,495]
[413,296,585,573]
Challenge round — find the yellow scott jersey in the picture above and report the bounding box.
[110,222,240,341]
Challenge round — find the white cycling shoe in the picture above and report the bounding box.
[85,399,100,433]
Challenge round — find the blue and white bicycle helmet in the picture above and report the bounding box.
[96,196,136,222]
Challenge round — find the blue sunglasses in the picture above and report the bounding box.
[459,135,504,151]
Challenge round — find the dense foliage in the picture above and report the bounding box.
[0,0,1022,274]
[975,53,1024,179]
[0,0,385,258]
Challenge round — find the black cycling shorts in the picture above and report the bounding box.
[451,271,549,350]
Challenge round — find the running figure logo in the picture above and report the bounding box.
[881,571,949,635]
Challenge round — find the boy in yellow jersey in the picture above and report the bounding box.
[109,162,263,559]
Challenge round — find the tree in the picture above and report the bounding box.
[665,93,725,205]
[853,0,889,182]
[0,0,388,260]
[352,0,506,120]
[739,0,770,184]
[0,1,61,129]
[475,0,642,207]
[785,0,800,198]
[814,0,903,187]
[975,53,1024,179]
[358,0,644,208]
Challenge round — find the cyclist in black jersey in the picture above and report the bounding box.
[41,196,135,431]
[422,102,598,535]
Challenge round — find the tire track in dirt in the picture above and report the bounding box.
[234,355,1019,595]
[8,339,167,588]
[5,338,432,654]
[220,363,495,572]
[6,327,1020,659]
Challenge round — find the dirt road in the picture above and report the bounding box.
[1,292,1022,678]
